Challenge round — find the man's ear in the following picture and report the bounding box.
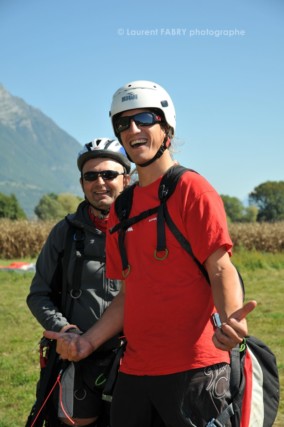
[123,174,131,187]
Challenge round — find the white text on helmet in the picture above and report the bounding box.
[122,94,138,102]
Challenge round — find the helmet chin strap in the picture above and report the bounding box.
[118,135,171,167]
[137,136,171,168]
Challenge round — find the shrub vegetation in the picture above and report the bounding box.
[0,219,284,259]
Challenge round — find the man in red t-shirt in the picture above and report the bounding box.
[45,81,257,427]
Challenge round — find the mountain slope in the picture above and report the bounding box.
[0,84,83,217]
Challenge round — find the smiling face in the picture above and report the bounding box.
[80,157,129,214]
[119,108,167,166]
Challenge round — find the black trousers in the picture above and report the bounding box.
[110,363,232,427]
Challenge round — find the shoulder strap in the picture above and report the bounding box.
[159,166,245,291]
[156,166,201,263]
[159,165,191,201]
[112,183,160,234]
[51,215,86,317]
[112,165,192,233]
[112,183,160,275]
[115,183,136,222]
[63,215,108,309]
[110,165,206,277]
[49,218,74,315]
[163,204,210,282]
[62,216,88,317]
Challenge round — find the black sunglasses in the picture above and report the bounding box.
[83,170,125,182]
[114,112,162,134]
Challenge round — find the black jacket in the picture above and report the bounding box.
[27,201,121,345]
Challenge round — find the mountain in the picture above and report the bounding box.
[0,84,83,217]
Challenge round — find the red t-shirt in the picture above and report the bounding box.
[106,170,232,375]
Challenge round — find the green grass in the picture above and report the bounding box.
[0,270,42,427]
[0,252,283,426]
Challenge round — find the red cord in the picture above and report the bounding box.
[58,377,75,424]
[31,369,75,426]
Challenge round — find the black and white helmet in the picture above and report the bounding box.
[77,138,131,173]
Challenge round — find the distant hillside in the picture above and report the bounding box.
[0,84,83,217]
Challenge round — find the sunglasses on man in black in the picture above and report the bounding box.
[83,170,125,182]
[114,112,162,134]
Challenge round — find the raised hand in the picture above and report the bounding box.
[212,300,257,351]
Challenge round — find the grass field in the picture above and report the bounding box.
[0,252,283,426]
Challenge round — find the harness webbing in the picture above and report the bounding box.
[163,201,209,281]
[64,216,106,303]
[110,165,210,279]
[112,205,160,274]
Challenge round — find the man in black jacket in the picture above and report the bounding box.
[27,138,130,427]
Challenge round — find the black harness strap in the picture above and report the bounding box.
[156,204,167,254]
[65,219,107,307]
[118,228,128,275]
[59,224,74,315]
[102,339,127,402]
[111,165,205,277]
[111,206,159,233]
[71,227,85,298]
[163,202,210,282]
[154,165,197,260]
[111,184,161,274]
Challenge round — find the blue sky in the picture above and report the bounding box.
[1,0,283,202]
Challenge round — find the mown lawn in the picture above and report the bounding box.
[0,252,283,426]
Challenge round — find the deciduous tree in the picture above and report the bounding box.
[0,193,26,219]
[221,195,245,222]
[249,181,284,222]
[34,193,82,220]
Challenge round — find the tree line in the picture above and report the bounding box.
[221,181,284,222]
[0,181,284,222]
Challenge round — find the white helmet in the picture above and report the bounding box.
[110,80,176,138]
[77,138,131,172]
